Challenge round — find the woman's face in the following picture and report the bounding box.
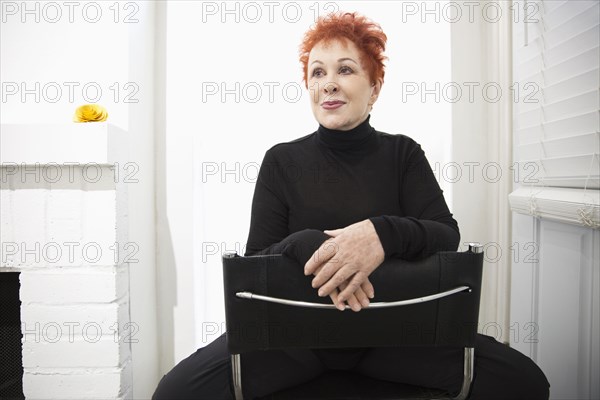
[307,38,381,131]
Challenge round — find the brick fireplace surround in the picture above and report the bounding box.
[1,123,132,399]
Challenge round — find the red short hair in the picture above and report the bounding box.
[299,12,388,88]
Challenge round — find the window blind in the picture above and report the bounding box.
[513,0,599,190]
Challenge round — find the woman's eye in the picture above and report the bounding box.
[312,68,324,77]
[339,66,353,74]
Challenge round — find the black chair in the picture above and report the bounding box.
[222,244,484,400]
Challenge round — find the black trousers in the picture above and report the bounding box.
[152,332,549,400]
[153,230,550,399]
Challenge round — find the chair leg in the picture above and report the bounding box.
[231,354,243,400]
[451,347,474,400]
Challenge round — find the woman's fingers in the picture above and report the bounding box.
[315,264,345,311]
[313,260,348,295]
[337,272,369,302]
[323,228,343,237]
[361,279,375,299]
[315,265,374,301]
[328,287,345,311]
[315,259,376,312]
[304,238,337,276]
[334,279,373,312]
[344,293,362,312]
[328,279,368,312]
[336,281,358,312]
[342,280,370,310]
[312,263,354,301]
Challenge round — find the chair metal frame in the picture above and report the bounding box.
[223,243,483,400]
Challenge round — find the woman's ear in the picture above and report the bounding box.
[369,79,383,105]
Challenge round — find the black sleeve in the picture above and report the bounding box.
[369,143,460,260]
[244,148,289,256]
[244,148,330,260]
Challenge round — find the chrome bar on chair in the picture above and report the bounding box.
[436,347,474,400]
[236,286,471,310]
[468,242,483,254]
[452,347,474,400]
[231,354,243,400]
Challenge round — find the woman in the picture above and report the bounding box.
[153,12,549,399]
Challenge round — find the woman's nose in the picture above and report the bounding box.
[323,81,338,93]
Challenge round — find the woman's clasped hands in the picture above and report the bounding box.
[304,219,385,312]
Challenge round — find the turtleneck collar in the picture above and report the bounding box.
[316,115,375,150]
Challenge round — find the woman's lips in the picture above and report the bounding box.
[322,101,345,110]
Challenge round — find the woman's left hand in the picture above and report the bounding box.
[304,219,385,302]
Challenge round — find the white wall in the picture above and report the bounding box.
[0,1,129,128]
[126,3,160,398]
[450,0,514,340]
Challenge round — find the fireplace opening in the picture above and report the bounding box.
[0,272,25,399]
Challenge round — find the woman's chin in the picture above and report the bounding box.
[317,115,350,131]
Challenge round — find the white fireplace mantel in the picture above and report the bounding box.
[1,123,126,166]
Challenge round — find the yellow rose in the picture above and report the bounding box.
[73,104,109,123]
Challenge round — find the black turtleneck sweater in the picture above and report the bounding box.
[244,116,460,260]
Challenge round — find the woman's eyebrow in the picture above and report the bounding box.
[310,58,358,65]
[338,57,358,65]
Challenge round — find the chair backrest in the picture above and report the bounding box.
[222,246,483,355]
